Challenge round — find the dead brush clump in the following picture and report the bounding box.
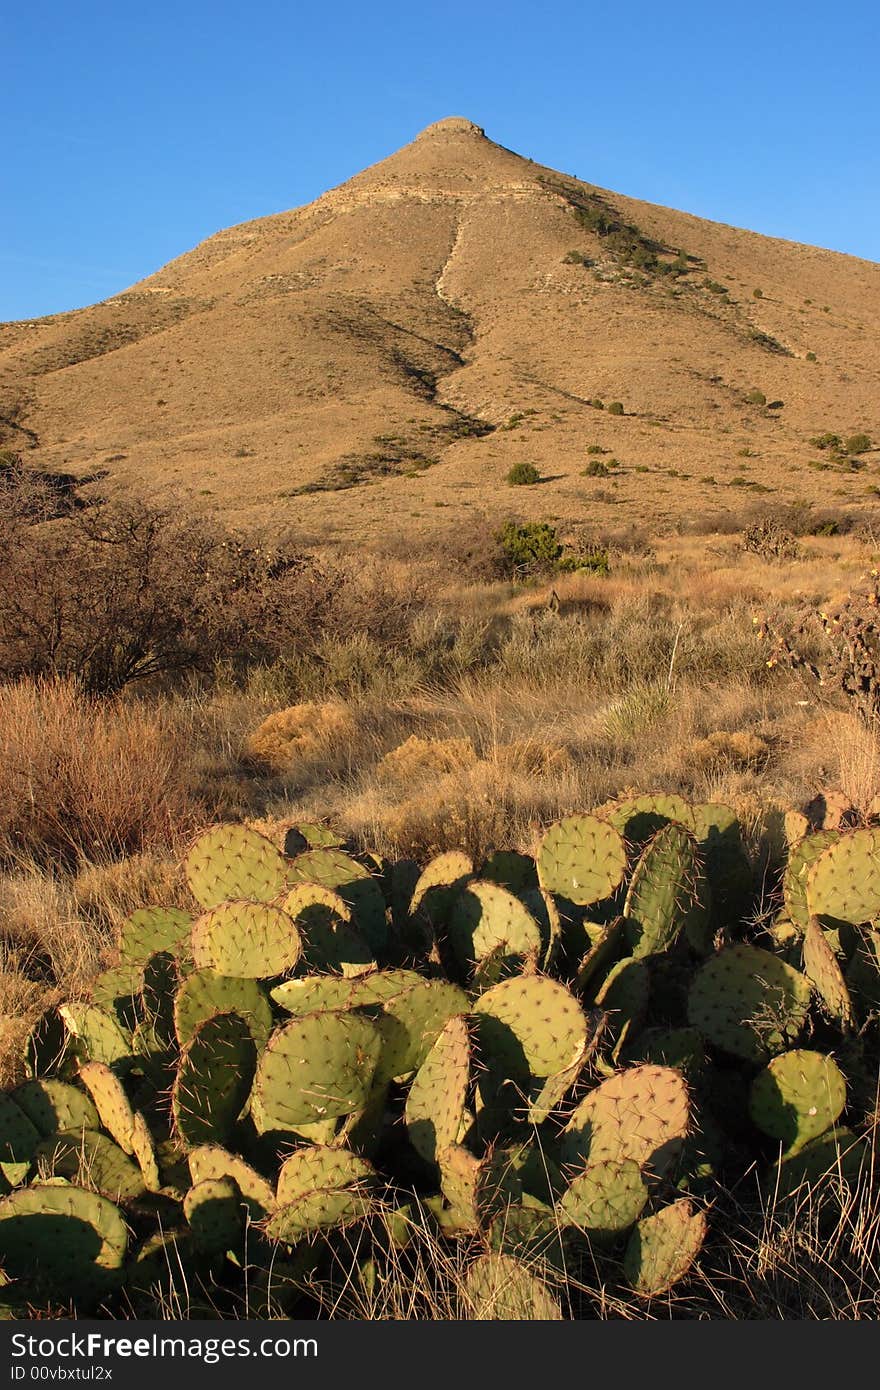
[0,679,199,867]
[688,729,772,773]
[374,735,479,792]
[243,700,356,774]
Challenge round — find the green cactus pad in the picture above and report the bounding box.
[574,915,626,995]
[270,969,421,1016]
[89,964,143,1023]
[691,803,752,927]
[804,916,854,1028]
[447,881,543,974]
[174,970,273,1050]
[374,980,469,1084]
[291,823,348,850]
[184,823,291,908]
[14,1080,100,1138]
[593,957,651,1034]
[183,1176,244,1253]
[409,851,474,920]
[437,1143,485,1232]
[623,823,704,958]
[286,849,388,954]
[276,1146,374,1205]
[486,1201,566,1270]
[191,901,302,979]
[782,830,840,929]
[0,1183,128,1299]
[35,1130,146,1203]
[254,1010,382,1129]
[688,944,811,1063]
[845,927,880,1012]
[473,975,589,1085]
[603,794,696,846]
[188,1145,275,1219]
[623,1198,706,1296]
[478,851,538,895]
[127,1228,195,1304]
[769,1125,869,1200]
[558,1158,648,1238]
[0,1094,40,1176]
[805,827,880,926]
[562,1064,690,1178]
[119,907,192,966]
[138,951,179,1053]
[464,1252,561,1319]
[537,815,627,907]
[264,1188,374,1243]
[281,882,374,976]
[131,1112,161,1191]
[78,1063,137,1153]
[522,888,563,968]
[59,1004,133,1069]
[405,1014,471,1163]
[172,1012,257,1149]
[749,1049,846,1151]
[22,1008,70,1079]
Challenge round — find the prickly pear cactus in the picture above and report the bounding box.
[537,815,627,907]
[749,1050,846,1152]
[688,944,811,1063]
[623,1198,706,1297]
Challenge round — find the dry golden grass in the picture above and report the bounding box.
[0,679,199,867]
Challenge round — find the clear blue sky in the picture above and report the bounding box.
[3,0,878,321]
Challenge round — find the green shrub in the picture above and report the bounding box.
[586,444,608,455]
[495,520,561,577]
[583,460,609,477]
[845,433,872,456]
[806,352,817,362]
[745,389,767,406]
[607,401,625,416]
[589,398,605,410]
[506,462,541,486]
[557,545,610,575]
[753,288,763,299]
[810,433,843,452]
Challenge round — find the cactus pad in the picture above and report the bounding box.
[464,1252,561,1319]
[286,848,388,953]
[783,830,840,930]
[281,882,374,976]
[409,851,474,919]
[749,1049,846,1151]
[623,1198,706,1296]
[806,827,880,926]
[0,1183,127,1299]
[623,823,704,958]
[473,975,589,1085]
[562,1064,690,1178]
[188,1145,275,1219]
[119,907,192,966]
[478,850,538,895]
[374,980,469,1084]
[405,1014,471,1163]
[603,793,696,845]
[59,1004,132,1070]
[688,944,811,1063]
[174,970,273,1049]
[276,1146,374,1205]
[447,881,542,974]
[254,1010,382,1129]
[14,1080,99,1138]
[184,823,290,908]
[537,815,627,907]
[77,1062,136,1153]
[172,1012,256,1149]
[183,1176,244,1253]
[558,1158,648,1238]
[264,1188,374,1243]
[191,901,301,979]
[803,916,854,1028]
[35,1130,146,1203]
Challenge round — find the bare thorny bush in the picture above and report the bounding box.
[0,463,429,697]
[758,568,880,726]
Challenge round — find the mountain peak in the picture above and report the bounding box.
[414,116,486,140]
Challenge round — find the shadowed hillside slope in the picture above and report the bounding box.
[2,116,878,544]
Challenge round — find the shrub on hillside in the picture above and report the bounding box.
[495,520,561,577]
[506,461,542,486]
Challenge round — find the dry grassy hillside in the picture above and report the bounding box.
[1,116,878,545]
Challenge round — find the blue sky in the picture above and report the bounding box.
[3,0,878,321]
